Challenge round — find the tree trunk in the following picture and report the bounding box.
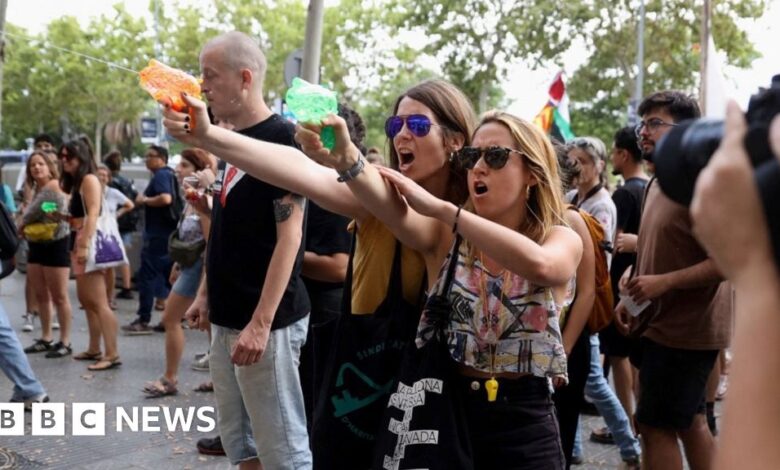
[94,121,103,164]
[478,83,488,115]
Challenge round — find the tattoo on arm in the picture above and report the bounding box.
[273,194,306,223]
[273,200,293,222]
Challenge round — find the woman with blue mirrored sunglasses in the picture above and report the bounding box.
[163,78,476,468]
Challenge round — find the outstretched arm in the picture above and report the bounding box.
[162,95,368,220]
[295,121,445,256]
[379,167,582,286]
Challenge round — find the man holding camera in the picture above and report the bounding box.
[616,91,730,470]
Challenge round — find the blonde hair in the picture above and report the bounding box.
[26,150,60,189]
[464,111,566,259]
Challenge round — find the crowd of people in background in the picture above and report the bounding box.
[1,28,778,470]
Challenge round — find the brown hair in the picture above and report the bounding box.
[25,150,60,188]
[387,79,476,205]
[180,148,216,172]
[59,139,96,194]
[638,90,701,122]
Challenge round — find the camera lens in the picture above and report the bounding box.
[654,119,723,206]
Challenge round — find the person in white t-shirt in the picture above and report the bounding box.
[97,164,134,308]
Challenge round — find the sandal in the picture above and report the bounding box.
[88,356,122,371]
[194,381,214,393]
[154,299,166,311]
[73,350,102,361]
[143,377,178,398]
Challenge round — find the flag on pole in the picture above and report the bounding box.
[533,71,575,142]
[703,36,731,118]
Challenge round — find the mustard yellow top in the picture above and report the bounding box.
[349,215,426,315]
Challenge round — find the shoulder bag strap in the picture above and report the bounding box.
[574,183,603,209]
[436,235,463,298]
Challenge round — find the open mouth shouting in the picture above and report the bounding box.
[473,180,489,196]
[398,151,416,172]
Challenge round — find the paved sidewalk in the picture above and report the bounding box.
[0,270,709,468]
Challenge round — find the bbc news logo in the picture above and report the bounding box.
[0,403,216,436]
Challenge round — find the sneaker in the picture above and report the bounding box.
[571,455,584,465]
[11,393,50,411]
[152,322,165,333]
[45,342,72,358]
[590,426,615,444]
[121,320,153,335]
[196,435,225,456]
[194,352,208,361]
[22,312,35,332]
[52,320,60,330]
[116,288,134,300]
[192,352,210,371]
[24,338,53,353]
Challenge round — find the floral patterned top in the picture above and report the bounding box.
[417,242,570,381]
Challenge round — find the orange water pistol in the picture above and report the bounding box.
[139,59,202,129]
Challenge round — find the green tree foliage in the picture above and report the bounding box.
[394,0,594,113]
[2,5,153,154]
[567,0,767,144]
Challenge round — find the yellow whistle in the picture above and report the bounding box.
[485,378,499,402]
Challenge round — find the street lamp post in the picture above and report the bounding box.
[301,0,325,84]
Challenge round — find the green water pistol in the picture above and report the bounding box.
[41,201,58,213]
[285,77,338,150]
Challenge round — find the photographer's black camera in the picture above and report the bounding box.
[654,74,780,267]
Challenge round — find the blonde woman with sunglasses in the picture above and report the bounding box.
[365,111,582,469]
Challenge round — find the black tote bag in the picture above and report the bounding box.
[312,235,424,470]
[372,236,474,470]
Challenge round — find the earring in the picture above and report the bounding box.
[526,185,531,199]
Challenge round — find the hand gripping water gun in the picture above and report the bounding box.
[139,59,202,112]
[285,77,338,149]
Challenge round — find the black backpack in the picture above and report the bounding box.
[0,201,19,261]
[110,174,140,233]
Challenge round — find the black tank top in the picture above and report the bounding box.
[69,191,85,218]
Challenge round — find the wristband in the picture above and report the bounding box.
[452,205,463,233]
[336,156,365,183]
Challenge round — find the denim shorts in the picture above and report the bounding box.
[210,315,312,468]
[171,256,203,298]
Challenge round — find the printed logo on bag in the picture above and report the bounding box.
[94,231,124,263]
[329,338,406,439]
[331,363,394,419]
[381,378,443,470]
